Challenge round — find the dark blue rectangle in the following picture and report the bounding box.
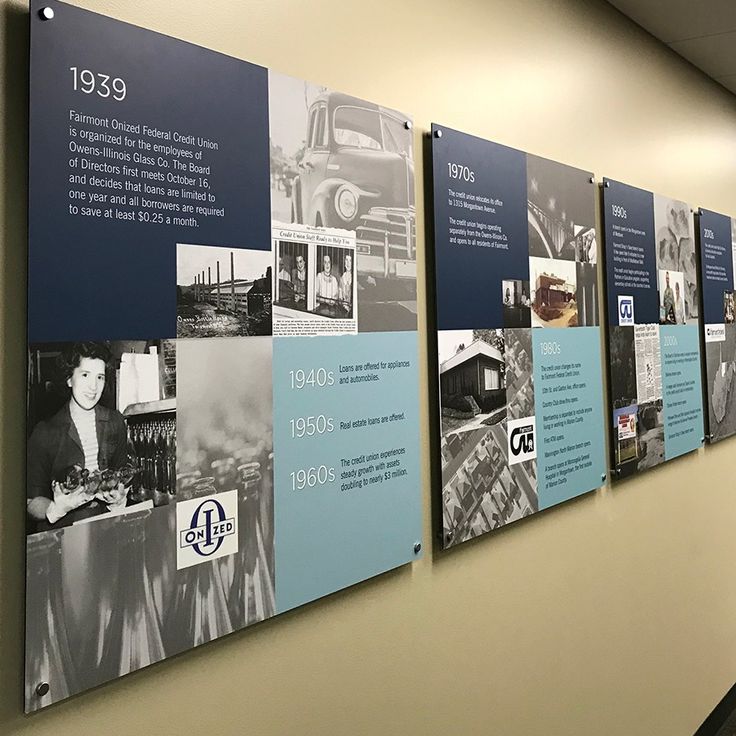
[698,208,733,324]
[602,179,657,325]
[29,0,270,341]
[431,124,528,330]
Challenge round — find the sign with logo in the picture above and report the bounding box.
[705,323,726,343]
[617,411,637,440]
[176,490,239,570]
[617,295,634,326]
[507,416,536,466]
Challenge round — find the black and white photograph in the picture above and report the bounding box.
[725,290,735,324]
[26,340,177,537]
[576,262,599,326]
[529,256,578,327]
[634,400,665,470]
[25,338,177,706]
[175,336,275,645]
[504,328,535,423]
[575,227,597,264]
[25,335,277,710]
[275,240,309,311]
[272,223,357,335]
[268,71,417,332]
[653,194,698,324]
[177,243,272,338]
[438,330,506,435]
[608,326,664,473]
[657,268,686,325]
[26,337,275,704]
[706,323,736,442]
[634,323,662,404]
[502,279,531,327]
[609,327,637,415]
[26,509,171,709]
[526,154,597,263]
[438,329,537,546]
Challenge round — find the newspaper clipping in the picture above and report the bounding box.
[272,223,357,336]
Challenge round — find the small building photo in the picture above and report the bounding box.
[437,330,507,436]
[529,256,578,327]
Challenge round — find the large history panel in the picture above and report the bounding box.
[431,125,606,548]
[603,179,704,476]
[26,0,421,710]
[698,208,736,443]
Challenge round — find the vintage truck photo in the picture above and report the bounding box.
[287,91,417,330]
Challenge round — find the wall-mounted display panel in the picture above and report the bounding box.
[602,179,704,477]
[430,124,606,548]
[698,208,736,443]
[26,0,421,711]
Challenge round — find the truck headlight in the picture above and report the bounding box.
[335,186,358,221]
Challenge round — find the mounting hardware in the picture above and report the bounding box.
[434,129,443,138]
[39,7,54,20]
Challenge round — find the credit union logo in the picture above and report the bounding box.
[507,416,536,466]
[618,295,634,326]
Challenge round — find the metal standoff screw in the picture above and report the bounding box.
[404,120,412,131]
[589,176,594,184]
[39,6,54,20]
[604,181,610,188]
[434,129,443,138]
[701,436,705,443]
[36,682,50,697]
[413,541,422,554]
[600,473,607,483]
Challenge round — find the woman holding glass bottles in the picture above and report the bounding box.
[26,341,133,534]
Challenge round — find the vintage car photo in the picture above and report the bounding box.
[269,73,417,332]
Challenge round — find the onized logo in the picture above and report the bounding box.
[179,497,235,557]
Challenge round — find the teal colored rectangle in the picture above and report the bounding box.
[661,324,704,460]
[273,332,421,613]
[533,327,606,510]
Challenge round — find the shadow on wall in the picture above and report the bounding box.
[0,2,29,730]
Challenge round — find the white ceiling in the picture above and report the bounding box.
[606,0,736,94]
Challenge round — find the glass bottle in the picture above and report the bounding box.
[167,424,177,495]
[211,457,238,603]
[25,531,78,711]
[96,509,166,681]
[163,476,233,656]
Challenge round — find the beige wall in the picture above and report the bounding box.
[2,0,736,734]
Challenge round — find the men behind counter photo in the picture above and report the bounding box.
[272,230,357,335]
[658,269,685,325]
